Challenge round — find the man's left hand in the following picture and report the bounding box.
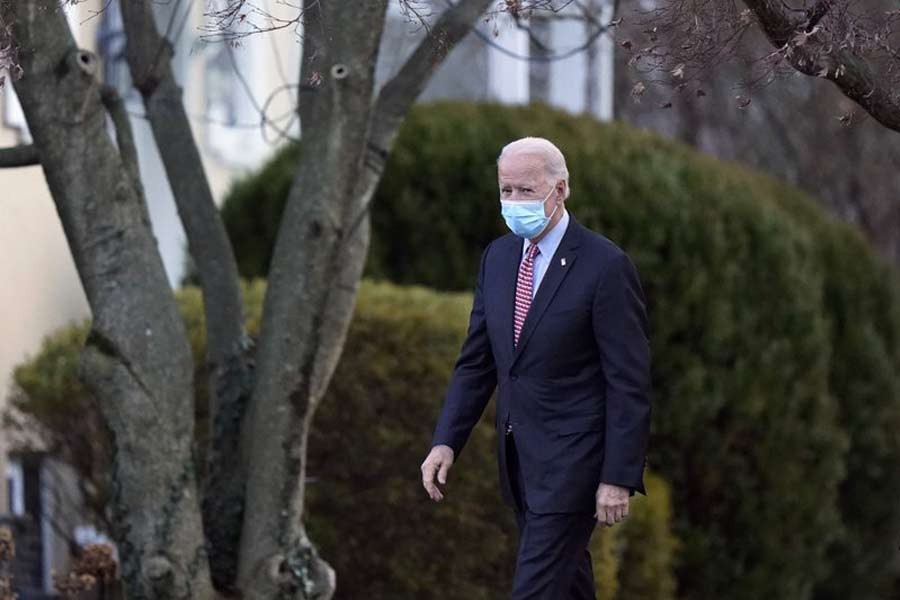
[594,482,630,527]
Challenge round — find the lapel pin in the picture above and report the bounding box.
[561,258,567,267]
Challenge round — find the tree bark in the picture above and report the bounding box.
[0,143,38,167]
[743,0,900,134]
[117,1,253,592]
[0,1,214,598]
[235,2,494,598]
[235,2,389,596]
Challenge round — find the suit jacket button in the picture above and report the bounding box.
[510,375,518,381]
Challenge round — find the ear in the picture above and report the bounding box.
[556,180,568,200]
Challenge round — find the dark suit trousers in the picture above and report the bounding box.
[505,429,598,600]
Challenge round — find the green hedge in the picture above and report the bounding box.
[214,101,900,600]
[10,279,677,599]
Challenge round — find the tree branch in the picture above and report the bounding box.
[368,0,495,159]
[803,0,832,32]
[118,0,253,592]
[99,84,142,194]
[743,0,900,133]
[0,144,38,167]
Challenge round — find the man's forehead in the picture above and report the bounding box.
[497,153,546,181]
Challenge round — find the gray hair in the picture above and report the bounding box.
[497,137,570,199]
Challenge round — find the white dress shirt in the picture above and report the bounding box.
[521,209,570,299]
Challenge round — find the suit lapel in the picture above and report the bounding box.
[511,219,582,367]
[499,235,523,362]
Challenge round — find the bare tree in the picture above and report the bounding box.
[0,0,497,598]
[620,0,900,132]
[609,0,900,267]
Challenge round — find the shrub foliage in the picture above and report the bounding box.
[215,101,900,600]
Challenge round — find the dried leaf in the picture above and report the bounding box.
[735,95,751,109]
[671,63,685,79]
[792,25,819,47]
[631,81,646,103]
[620,39,633,51]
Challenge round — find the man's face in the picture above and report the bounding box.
[498,153,560,217]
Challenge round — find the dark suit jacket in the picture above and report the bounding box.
[430,216,652,514]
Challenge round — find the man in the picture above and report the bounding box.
[420,137,652,599]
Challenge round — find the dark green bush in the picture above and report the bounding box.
[10,279,677,599]
[216,101,900,599]
[614,470,679,600]
[811,227,900,600]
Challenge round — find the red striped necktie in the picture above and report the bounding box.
[514,243,540,347]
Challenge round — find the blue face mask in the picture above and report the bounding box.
[500,186,560,239]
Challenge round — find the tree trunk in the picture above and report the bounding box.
[235,2,389,597]
[0,2,214,598]
[234,2,494,597]
[117,1,253,591]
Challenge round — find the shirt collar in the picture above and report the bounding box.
[523,209,570,259]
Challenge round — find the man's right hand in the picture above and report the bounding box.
[421,444,455,502]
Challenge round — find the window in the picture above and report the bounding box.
[96,1,140,105]
[5,459,24,516]
[203,37,267,168]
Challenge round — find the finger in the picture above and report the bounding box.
[437,460,450,485]
[421,461,436,486]
[421,462,439,498]
[601,507,613,527]
[424,479,443,501]
[598,505,611,526]
[614,505,625,522]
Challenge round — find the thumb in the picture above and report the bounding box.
[437,460,449,485]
